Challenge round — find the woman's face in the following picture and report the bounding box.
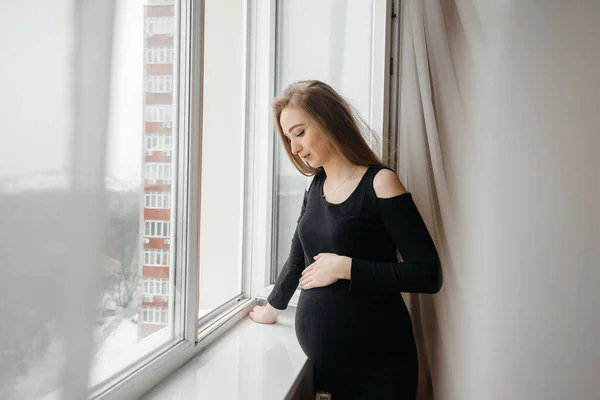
[279,106,331,168]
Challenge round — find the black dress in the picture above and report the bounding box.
[268,165,442,399]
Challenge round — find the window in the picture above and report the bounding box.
[88,1,181,391]
[146,105,173,122]
[146,134,173,151]
[147,75,173,93]
[145,17,174,36]
[86,0,304,398]
[145,46,174,64]
[144,220,171,238]
[196,0,246,319]
[145,191,171,209]
[143,278,169,295]
[145,163,172,180]
[141,307,168,325]
[144,249,171,266]
[271,0,389,282]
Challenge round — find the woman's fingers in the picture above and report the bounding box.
[302,280,319,290]
[299,271,311,286]
[301,277,318,289]
[301,265,314,276]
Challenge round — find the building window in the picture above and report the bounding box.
[141,307,168,325]
[147,75,173,93]
[145,17,174,36]
[143,278,169,295]
[145,163,172,180]
[146,105,173,122]
[145,191,171,209]
[144,220,171,238]
[145,46,174,64]
[146,134,173,151]
[144,249,171,266]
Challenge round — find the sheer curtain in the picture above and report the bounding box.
[0,1,116,399]
[398,1,600,399]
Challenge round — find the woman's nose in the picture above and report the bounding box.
[291,141,302,155]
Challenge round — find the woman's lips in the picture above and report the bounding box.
[301,154,310,166]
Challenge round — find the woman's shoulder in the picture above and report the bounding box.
[305,168,324,192]
[372,167,407,199]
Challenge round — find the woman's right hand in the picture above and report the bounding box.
[249,303,281,324]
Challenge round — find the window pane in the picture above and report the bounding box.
[90,0,179,387]
[272,0,378,280]
[198,0,245,318]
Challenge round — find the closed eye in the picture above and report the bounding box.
[296,130,305,137]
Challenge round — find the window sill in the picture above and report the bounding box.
[257,285,302,308]
[142,306,309,400]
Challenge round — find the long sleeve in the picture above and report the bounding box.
[267,191,308,310]
[350,193,442,294]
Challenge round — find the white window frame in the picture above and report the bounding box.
[145,191,172,209]
[145,162,172,180]
[144,278,170,295]
[255,0,393,305]
[146,105,173,122]
[141,306,169,325]
[91,1,382,399]
[144,248,171,266]
[144,220,171,238]
[92,2,263,399]
[147,75,173,93]
[146,134,173,151]
[145,17,174,35]
[145,46,174,64]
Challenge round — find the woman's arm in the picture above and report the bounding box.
[266,188,309,310]
[349,169,442,293]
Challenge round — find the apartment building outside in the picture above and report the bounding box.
[139,0,175,339]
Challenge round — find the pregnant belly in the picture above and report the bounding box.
[295,283,415,370]
[294,281,356,369]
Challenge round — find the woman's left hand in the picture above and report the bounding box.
[299,253,351,290]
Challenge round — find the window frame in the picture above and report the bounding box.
[145,17,175,36]
[146,46,175,64]
[143,278,170,295]
[147,75,174,93]
[144,248,171,266]
[146,134,174,151]
[144,220,171,238]
[145,191,172,209]
[141,306,169,324]
[89,0,395,398]
[145,162,172,180]
[146,105,173,122]
[91,1,265,399]
[260,0,395,304]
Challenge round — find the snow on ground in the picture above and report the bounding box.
[89,318,171,386]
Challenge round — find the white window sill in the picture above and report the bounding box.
[257,285,302,308]
[142,306,309,400]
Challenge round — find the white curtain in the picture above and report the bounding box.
[0,1,116,399]
[398,1,600,399]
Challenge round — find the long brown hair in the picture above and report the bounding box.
[272,80,384,176]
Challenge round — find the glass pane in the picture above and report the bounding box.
[89,0,180,387]
[273,0,378,280]
[197,0,245,319]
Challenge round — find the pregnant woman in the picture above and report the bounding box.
[250,80,442,399]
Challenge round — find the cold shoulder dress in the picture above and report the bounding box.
[268,165,442,399]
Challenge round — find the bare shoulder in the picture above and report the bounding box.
[373,168,407,198]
